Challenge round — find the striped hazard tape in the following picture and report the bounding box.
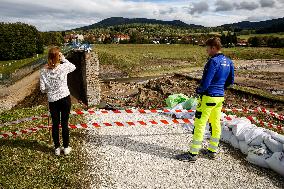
[223,107,284,121]
[0,118,193,139]
[247,116,283,132]
[0,125,50,139]
[1,109,195,127]
[223,115,283,132]
[1,107,282,128]
[1,115,282,139]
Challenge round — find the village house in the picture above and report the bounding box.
[64,34,84,43]
[96,34,106,43]
[84,34,96,44]
[64,34,77,43]
[75,34,84,43]
[113,34,130,43]
[237,39,248,47]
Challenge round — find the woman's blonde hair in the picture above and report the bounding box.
[47,46,61,69]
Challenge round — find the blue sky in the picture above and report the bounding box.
[0,0,283,31]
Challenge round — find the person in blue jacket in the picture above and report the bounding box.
[176,37,234,162]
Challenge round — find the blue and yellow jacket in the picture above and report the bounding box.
[196,53,234,97]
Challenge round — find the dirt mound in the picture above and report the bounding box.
[13,83,47,109]
[101,74,284,114]
[13,83,81,110]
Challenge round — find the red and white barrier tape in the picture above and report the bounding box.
[247,116,283,132]
[1,115,282,139]
[1,115,49,127]
[1,107,282,128]
[223,107,284,121]
[0,125,50,139]
[1,109,195,127]
[0,118,193,139]
[223,115,283,132]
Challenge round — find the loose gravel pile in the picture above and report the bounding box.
[83,111,284,189]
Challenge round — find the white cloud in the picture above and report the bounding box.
[0,0,283,31]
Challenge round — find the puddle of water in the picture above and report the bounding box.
[255,64,284,73]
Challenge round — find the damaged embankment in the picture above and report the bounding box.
[1,50,101,111]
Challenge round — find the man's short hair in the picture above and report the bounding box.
[206,37,222,50]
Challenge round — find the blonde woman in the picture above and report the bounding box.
[40,46,76,156]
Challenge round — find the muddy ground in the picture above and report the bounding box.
[13,61,284,108]
[100,74,284,112]
[5,59,284,125]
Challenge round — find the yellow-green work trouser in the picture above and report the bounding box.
[190,95,224,154]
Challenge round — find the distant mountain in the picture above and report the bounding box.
[69,17,284,33]
[71,17,204,31]
[220,17,284,31]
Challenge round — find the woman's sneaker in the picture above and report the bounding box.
[63,147,72,155]
[55,147,61,156]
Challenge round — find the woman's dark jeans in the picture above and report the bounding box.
[49,95,71,148]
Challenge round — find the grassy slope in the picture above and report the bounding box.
[0,49,48,75]
[0,47,71,75]
[0,104,89,189]
[238,33,284,40]
[96,44,284,77]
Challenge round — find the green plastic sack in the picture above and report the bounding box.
[166,94,190,108]
[182,97,198,110]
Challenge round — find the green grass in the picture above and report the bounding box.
[0,46,72,75]
[95,44,284,77]
[223,47,284,60]
[0,104,90,189]
[238,33,284,40]
[96,44,207,77]
[0,49,48,75]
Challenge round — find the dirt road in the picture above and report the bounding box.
[0,70,40,113]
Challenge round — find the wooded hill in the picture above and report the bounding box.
[70,17,284,34]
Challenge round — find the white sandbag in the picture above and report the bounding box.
[226,117,250,129]
[243,126,265,145]
[221,126,233,143]
[264,136,283,152]
[231,118,253,141]
[247,153,271,169]
[272,134,284,144]
[230,135,240,149]
[239,141,249,155]
[249,132,270,146]
[247,145,271,168]
[266,152,284,176]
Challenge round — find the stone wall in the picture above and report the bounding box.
[66,50,100,107]
[85,51,101,106]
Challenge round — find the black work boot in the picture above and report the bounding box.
[201,149,217,160]
[175,152,197,162]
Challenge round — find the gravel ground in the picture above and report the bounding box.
[84,112,284,189]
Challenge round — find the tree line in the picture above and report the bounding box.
[0,22,44,60]
[248,36,284,47]
[0,22,65,61]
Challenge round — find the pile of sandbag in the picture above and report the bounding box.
[221,116,284,176]
[167,104,284,176]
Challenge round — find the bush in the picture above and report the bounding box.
[41,32,64,46]
[248,36,284,47]
[0,22,44,60]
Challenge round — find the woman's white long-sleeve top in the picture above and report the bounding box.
[40,58,76,102]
